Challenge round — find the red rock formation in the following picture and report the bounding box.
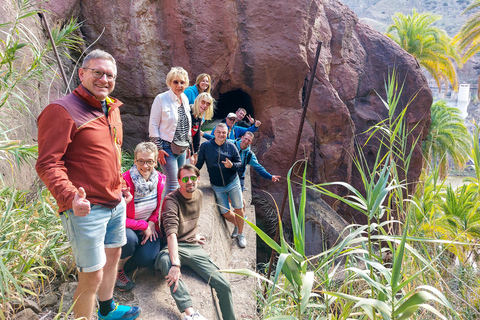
[41,0,431,223]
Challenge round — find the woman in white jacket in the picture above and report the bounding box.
[149,67,193,194]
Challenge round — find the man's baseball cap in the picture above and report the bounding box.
[227,112,237,118]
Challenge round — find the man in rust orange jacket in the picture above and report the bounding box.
[35,49,140,320]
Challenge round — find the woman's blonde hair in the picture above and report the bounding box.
[166,67,189,89]
[195,73,211,93]
[192,92,215,120]
[134,142,158,161]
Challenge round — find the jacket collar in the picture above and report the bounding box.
[235,139,250,152]
[167,88,183,103]
[212,139,227,147]
[73,84,123,111]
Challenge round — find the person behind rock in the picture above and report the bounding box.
[35,49,141,320]
[195,123,247,248]
[190,92,215,164]
[221,107,256,128]
[233,131,281,192]
[183,73,211,105]
[149,67,194,195]
[155,164,236,320]
[116,142,166,292]
[205,112,261,141]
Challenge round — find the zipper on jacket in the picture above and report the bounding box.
[217,145,226,186]
[106,110,121,189]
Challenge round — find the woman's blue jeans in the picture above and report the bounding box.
[160,142,186,195]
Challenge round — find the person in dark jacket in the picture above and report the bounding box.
[195,123,247,248]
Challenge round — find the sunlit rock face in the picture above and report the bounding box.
[42,0,431,223]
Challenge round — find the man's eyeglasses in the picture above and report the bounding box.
[173,80,185,85]
[181,175,198,183]
[83,68,116,82]
[136,159,155,166]
[227,118,236,121]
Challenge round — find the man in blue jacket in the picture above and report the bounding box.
[221,108,256,128]
[234,131,280,192]
[205,112,261,141]
[196,123,248,248]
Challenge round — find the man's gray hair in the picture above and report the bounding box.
[216,123,228,130]
[82,49,117,71]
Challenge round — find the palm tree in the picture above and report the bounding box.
[411,170,480,264]
[441,184,480,262]
[454,0,480,63]
[386,9,460,92]
[422,100,470,177]
[454,0,480,98]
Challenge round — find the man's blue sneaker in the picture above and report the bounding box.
[97,302,141,320]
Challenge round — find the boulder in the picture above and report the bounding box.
[37,0,431,223]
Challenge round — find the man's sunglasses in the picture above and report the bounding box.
[181,175,198,183]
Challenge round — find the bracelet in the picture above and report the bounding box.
[171,264,181,268]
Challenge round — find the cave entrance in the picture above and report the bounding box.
[214,89,254,120]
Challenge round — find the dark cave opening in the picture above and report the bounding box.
[214,89,254,120]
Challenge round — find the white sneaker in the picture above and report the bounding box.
[183,310,207,320]
[231,226,238,239]
[237,233,247,248]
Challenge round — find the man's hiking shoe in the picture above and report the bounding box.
[231,226,238,239]
[237,233,247,248]
[116,269,135,292]
[183,310,207,320]
[97,302,141,320]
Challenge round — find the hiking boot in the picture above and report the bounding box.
[237,233,247,248]
[97,302,141,320]
[183,310,207,320]
[116,269,135,292]
[231,226,238,239]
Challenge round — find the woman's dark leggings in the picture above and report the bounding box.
[120,228,161,268]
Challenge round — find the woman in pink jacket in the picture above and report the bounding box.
[116,142,166,291]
